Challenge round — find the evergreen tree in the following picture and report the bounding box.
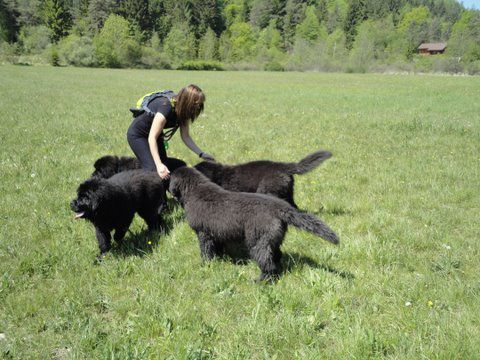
[448,10,480,62]
[250,0,277,29]
[88,0,118,33]
[344,0,368,49]
[13,0,42,27]
[71,0,90,19]
[241,0,254,23]
[349,19,375,72]
[256,19,282,55]
[228,21,257,61]
[326,2,342,33]
[189,0,224,37]
[93,14,141,67]
[163,22,196,65]
[223,3,243,28]
[43,0,72,42]
[325,28,347,60]
[296,6,325,43]
[397,5,431,58]
[282,0,307,50]
[119,0,150,38]
[0,0,19,41]
[198,27,218,60]
[316,0,328,24]
[149,0,172,40]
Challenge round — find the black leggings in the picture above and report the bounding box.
[127,134,186,173]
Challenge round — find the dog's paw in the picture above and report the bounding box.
[93,252,109,265]
[256,272,279,284]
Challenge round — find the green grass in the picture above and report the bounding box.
[0,65,479,359]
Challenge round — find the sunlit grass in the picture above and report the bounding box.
[0,65,479,358]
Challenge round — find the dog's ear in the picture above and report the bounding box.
[88,178,109,212]
[93,156,115,170]
[78,177,106,209]
[92,156,118,178]
[169,176,180,197]
[118,157,140,171]
[170,172,188,202]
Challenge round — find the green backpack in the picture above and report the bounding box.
[130,90,178,148]
[130,90,175,118]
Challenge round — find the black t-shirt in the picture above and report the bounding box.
[128,95,178,138]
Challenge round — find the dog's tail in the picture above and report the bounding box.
[285,150,332,175]
[282,207,339,245]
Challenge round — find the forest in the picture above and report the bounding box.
[1,0,479,73]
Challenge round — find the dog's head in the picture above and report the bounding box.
[117,156,140,173]
[91,155,119,179]
[169,167,209,203]
[193,160,222,180]
[70,177,107,220]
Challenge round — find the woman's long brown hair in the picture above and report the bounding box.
[175,84,205,125]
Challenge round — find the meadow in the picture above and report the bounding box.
[0,65,479,359]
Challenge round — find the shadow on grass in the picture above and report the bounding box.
[312,205,352,216]
[215,248,354,281]
[282,252,355,280]
[109,198,185,258]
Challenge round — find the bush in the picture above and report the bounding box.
[465,60,480,75]
[264,61,284,71]
[227,61,262,71]
[412,55,434,73]
[433,56,464,74]
[0,42,19,64]
[93,15,141,68]
[163,23,196,67]
[48,46,60,66]
[178,60,224,71]
[57,35,97,67]
[140,46,171,69]
[18,26,52,54]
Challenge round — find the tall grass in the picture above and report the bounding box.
[0,65,479,358]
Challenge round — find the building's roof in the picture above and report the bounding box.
[418,43,447,51]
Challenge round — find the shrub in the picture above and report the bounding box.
[178,60,224,71]
[264,61,284,71]
[49,46,60,66]
[412,55,434,73]
[58,35,97,67]
[163,23,196,67]
[18,26,52,54]
[433,56,464,74]
[93,15,141,68]
[140,46,171,69]
[465,60,480,75]
[0,42,19,64]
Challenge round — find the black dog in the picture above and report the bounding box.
[91,155,141,179]
[169,167,339,280]
[71,170,166,255]
[194,150,332,208]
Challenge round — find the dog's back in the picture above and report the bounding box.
[194,150,331,207]
[109,170,165,208]
[92,155,141,179]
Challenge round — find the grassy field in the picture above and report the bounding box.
[0,65,479,359]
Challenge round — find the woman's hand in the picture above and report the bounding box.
[199,152,215,161]
[157,163,170,179]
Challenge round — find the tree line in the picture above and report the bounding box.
[1,0,479,73]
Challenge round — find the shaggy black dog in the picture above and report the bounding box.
[91,155,141,179]
[91,155,187,187]
[71,170,166,256]
[169,167,339,280]
[194,150,332,208]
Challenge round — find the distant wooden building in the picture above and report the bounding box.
[418,43,447,55]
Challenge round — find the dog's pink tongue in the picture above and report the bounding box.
[74,212,85,220]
